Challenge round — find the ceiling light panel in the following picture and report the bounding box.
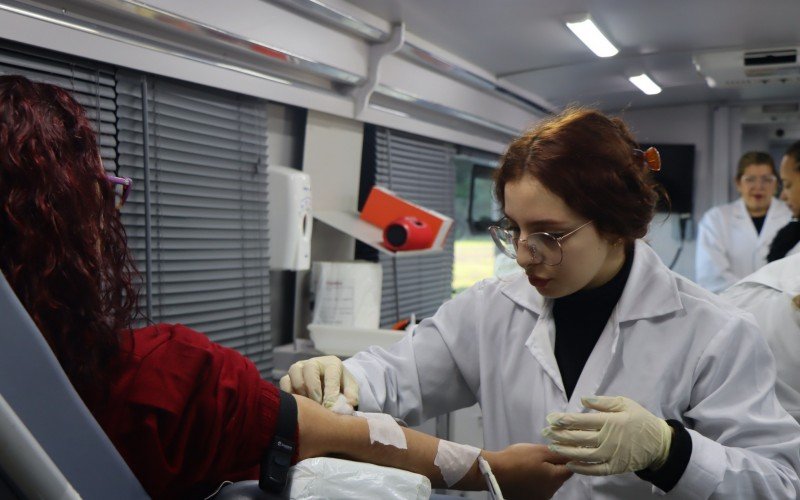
[628,73,662,95]
[565,15,618,58]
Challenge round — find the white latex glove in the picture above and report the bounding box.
[279,355,359,409]
[542,396,672,476]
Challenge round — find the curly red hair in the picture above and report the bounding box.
[0,75,139,407]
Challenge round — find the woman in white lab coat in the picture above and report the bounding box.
[767,140,800,262]
[722,252,800,422]
[695,151,791,292]
[283,108,800,499]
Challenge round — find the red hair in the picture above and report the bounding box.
[495,107,661,243]
[0,75,139,407]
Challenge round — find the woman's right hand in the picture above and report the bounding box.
[484,444,573,500]
[279,355,359,409]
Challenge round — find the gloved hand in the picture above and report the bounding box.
[279,355,359,409]
[542,396,672,476]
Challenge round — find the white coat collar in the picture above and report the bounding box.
[733,197,790,245]
[500,240,683,322]
[732,197,749,220]
[733,196,787,222]
[734,252,800,295]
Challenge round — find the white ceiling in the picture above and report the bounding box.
[345,0,800,112]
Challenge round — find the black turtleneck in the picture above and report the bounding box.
[553,246,633,399]
[751,215,766,234]
[551,246,692,492]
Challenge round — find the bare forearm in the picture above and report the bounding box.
[294,395,484,490]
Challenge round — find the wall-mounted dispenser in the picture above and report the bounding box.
[268,165,312,270]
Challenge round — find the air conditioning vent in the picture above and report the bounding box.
[694,47,800,88]
[744,49,797,67]
[744,48,799,77]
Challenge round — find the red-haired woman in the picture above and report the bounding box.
[0,75,573,500]
[284,108,800,498]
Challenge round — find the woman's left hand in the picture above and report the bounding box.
[542,396,672,476]
[483,444,573,500]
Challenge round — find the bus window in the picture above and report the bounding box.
[453,158,500,295]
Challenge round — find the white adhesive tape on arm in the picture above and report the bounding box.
[434,440,481,487]
[353,411,408,449]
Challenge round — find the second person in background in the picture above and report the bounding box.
[695,151,791,292]
[283,108,800,499]
[767,140,800,262]
[722,252,800,423]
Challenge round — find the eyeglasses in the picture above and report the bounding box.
[488,219,593,266]
[106,174,132,209]
[741,174,777,186]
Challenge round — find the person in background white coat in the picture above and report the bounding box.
[722,252,800,422]
[696,151,791,292]
[283,108,800,499]
[767,140,800,262]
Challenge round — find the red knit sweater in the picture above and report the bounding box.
[93,323,281,499]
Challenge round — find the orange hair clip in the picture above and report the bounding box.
[634,146,661,172]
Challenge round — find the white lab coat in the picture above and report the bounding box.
[345,240,800,499]
[722,253,800,422]
[695,197,791,292]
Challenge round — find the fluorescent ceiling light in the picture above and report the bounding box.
[565,15,618,58]
[628,73,662,95]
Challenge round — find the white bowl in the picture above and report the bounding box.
[308,323,407,357]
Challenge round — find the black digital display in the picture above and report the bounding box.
[648,143,696,214]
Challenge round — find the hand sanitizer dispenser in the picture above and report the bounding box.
[268,165,312,270]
